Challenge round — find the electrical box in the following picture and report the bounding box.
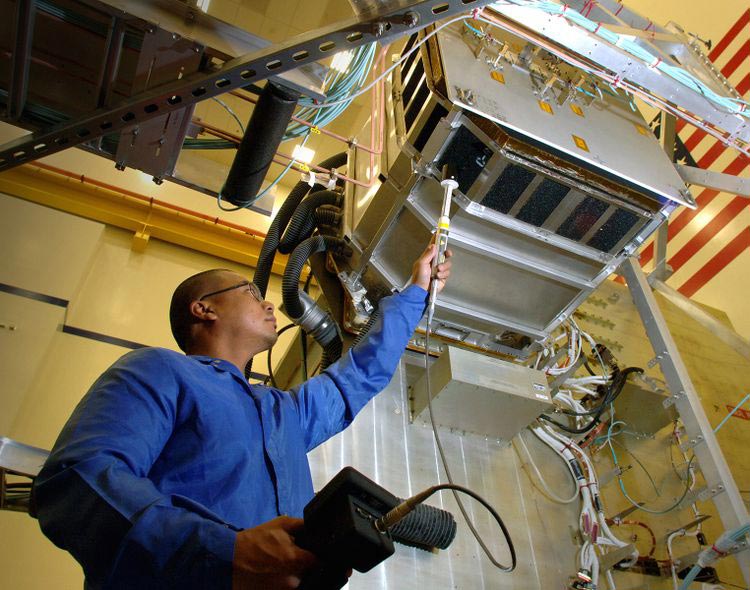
[611,376,678,437]
[410,347,553,440]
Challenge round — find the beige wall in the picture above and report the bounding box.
[0,192,303,588]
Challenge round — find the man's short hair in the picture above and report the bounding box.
[169,269,232,352]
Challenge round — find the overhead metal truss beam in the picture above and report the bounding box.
[621,257,750,587]
[0,0,494,172]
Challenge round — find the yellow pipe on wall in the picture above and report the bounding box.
[0,164,294,277]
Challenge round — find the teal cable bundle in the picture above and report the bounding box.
[678,524,750,590]
[285,42,378,141]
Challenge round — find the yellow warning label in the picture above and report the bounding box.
[538,100,554,115]
[572,135,589,152]
[491,70,505,84]
[570,104,584,117]
[635,124,649,136]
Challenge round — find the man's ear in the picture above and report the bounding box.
[189,300,218,321]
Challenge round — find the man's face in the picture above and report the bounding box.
[198,271,278,350]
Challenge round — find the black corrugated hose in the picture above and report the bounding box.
[282,235,342,318]
[313,207,342,229]
[282,235,346,367]
[246,153,346,380]
[390,500,457,552]
[253,152,347,298]
[278,190,342,254]
[221,82,300,208]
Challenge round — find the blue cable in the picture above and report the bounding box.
[714,393,750,433]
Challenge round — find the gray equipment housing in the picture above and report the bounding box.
[340,23,690,356]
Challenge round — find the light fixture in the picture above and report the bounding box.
[330,50,355,73]
[292,144,316,164]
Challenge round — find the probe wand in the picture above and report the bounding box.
[427,164,458,322]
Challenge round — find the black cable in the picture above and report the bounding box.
[266,323,297,388]
[717,579,749,590]
[424,328,516,572]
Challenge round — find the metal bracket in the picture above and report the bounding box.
[663,389,685,409]
[599,543,637,572]
[679,483,727,509]
[661,514,712,542]
[679,433,706,452]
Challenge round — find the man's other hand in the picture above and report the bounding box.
[232,516,317,590]
[410,243,453,293]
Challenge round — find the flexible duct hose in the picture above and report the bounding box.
[390,500,457,551]
[282,235,343,319]
[282,236,346,364]
[221,82,300,207]
[313,207,342,228]
[278,190,342,254]
[253,152,347,297]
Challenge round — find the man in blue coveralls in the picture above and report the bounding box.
[34,242,452,590]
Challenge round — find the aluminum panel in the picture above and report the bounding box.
[307,358,582,589]
[436,24,693,207]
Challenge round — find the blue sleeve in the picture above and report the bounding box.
[33,349,236,590]
[289,284,428,451]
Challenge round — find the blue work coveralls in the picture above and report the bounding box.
[34,284,428,589]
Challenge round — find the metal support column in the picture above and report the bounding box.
[651,111,676,281]
[621,257,750,585]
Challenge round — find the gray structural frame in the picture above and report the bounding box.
[621,257,750,586]
[488,2,750,147]
[0,0,497,171]
[676,164,750,198]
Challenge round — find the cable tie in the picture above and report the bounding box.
[711,544,728,557]
[645,20,654,32]
[559,4,569,17]
[307,170,317,187]
[593,22,602,34]
[614,2,623,16]
[583,0,596,17]
[649,57,662,69]
[471,7,479,19]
